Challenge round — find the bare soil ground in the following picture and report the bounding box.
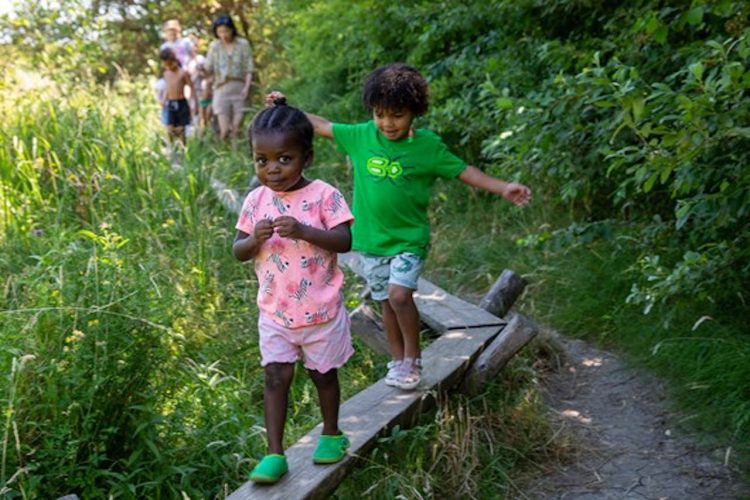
[518,329,749,500]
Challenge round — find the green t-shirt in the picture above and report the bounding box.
[332,121,466,258]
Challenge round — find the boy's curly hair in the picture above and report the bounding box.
[362,63,429,116]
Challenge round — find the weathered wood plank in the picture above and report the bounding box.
[478,269,527,318]
[461,312,539,395]
[414,277,505,332]
[226,325,503,500]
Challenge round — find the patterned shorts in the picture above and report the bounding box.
[359,252,425,301]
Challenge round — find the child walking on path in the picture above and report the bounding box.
[267,63,531,391]
[159,48,198,148]
[233,98,355,484]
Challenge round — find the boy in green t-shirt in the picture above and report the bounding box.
[267,63,531,390]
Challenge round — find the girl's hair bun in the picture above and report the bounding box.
[273,96,288,107]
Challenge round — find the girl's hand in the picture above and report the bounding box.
[254,219,274,242]
[265,91,286,107]
[502,183,532,206]
[273,216,306,239]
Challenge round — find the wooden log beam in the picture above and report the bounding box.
[227,325,504,500]
[478,269,527,318]
[349,303,389,355]
[461,312,539,395]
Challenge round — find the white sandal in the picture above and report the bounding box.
[385,359,402,386]
[394,357,422,390]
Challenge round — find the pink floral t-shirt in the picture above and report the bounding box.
[236,180,354,329]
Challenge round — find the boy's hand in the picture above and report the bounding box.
[502,183,532,206]
[273,216,306,239]
[254,219,274,243]
[265,91,286,107]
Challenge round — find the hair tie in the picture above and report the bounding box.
[273,96,288,107]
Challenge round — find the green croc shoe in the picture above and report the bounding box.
[313,433,350,464]
[249,454,288,484]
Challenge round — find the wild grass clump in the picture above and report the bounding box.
[335,346,561,499]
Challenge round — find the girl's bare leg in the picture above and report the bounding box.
[307,368,341,436]
[264,362,295,454]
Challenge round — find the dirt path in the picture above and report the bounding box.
[520,331,748,499]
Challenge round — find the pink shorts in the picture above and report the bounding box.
[258,303,354,373]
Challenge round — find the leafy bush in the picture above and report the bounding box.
[275,0,750,313]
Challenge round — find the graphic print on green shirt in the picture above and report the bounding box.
[366,153,410,182]
[333,121,466,258]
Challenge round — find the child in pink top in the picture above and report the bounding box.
[233,97,354,484]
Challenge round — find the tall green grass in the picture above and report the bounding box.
[0,72,379,497]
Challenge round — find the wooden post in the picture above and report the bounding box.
[461,312,538,395]
[349,303,389,355]
[478,269,527,318]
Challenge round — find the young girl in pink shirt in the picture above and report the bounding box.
[233,97,354,483]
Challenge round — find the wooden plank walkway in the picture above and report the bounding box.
[209,178,513,499]
[227,326,502,500]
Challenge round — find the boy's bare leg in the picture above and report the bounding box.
[381,299,405,360]
[173,126,185,147]
[307,368,341,436]
[387,284,421,360]
[264,362,294,455]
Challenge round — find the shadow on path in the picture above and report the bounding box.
[520,330,748,500]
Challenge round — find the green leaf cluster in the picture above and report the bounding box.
[274,0,750,313]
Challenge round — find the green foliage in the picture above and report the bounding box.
[427,181,750,470]
[0,0,287,92]
[274,0,750,314]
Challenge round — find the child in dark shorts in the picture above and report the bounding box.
[159,48,197,147]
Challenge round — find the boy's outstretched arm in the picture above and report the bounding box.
[265,91,334,139]
[458,165,532,206]
[306,113,333,139]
